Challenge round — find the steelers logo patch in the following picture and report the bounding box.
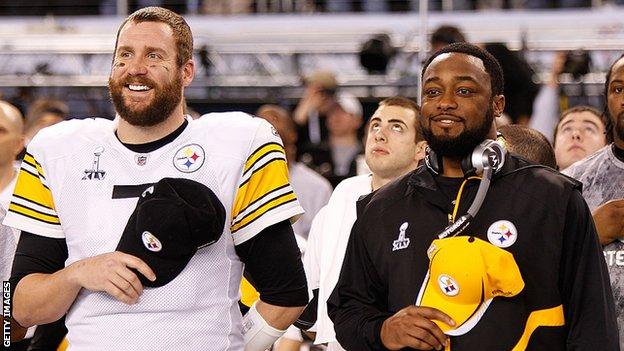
[142,231,162,252]
[487,220,518,248]
[438,274,459,297]
[173,144,205,173]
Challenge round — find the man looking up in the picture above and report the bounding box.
[328,43,618,351]
[4,7,307,351]
[298,96,426,351]
[554,105,608,171]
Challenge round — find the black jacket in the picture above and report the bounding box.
[328,155,619,351]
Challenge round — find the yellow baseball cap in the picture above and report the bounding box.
[415,236,525,336]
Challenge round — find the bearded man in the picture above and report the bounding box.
[4,7,307,351]
[327,43,618,351]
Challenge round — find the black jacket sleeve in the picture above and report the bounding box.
[327,215,393,351]
[235,220,308,307]
[559,190,619,350]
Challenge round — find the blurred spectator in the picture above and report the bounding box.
[0,100,28,349]
[529,51,566,143]
[256,104,332,241]
[498,124,557,169]
[0,101,23,240]
[430,25,466,53]
[201,0,253,14]
[553,106,608,171]
[300,93,363,187]
[24,98,68,146]
[293,70,339,149]
[484,43,540,125]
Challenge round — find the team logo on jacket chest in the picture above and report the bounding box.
[82,146,106,180]
[487,220,518,248]
[173,144,205,173]
[392,222,411,251]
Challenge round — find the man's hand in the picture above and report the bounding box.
[592,199,624,246]
[380,305,454,351]
[68,252,156,304]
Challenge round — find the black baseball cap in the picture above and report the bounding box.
[116,178,226,287]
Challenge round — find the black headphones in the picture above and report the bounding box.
[426,139,507,239]
[424,138,507,177]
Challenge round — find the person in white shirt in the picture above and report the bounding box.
[299,96,427,351]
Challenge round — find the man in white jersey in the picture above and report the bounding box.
[3,7,307,351]
[563,54,624,348]
[295,97,426,351]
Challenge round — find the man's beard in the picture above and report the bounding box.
[108,72,183,127]
[421,105,495,159]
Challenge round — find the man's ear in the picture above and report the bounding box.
[182,59,195,87]
[415,140,427,162]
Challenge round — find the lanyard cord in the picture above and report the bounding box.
[450,176,481,223]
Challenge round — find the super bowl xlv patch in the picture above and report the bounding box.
[173,144,205,173]
[392,222,411,251]
[83,146,106,180]
[487,220,518,248]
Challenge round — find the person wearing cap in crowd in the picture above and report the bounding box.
[563,54,624,348]
[290,96,426,351]
[299,92,364,187]
[293,69,339,150]
[4,7,307,351]
[553,105,609,171]
[328,43,617,350]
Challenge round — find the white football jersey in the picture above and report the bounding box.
[3,112,304,351]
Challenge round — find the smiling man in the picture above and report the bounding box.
[3,7,307,351]
[554,105,608,171]
[328,43,618,351]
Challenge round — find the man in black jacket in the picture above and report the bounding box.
[327,43,618,351]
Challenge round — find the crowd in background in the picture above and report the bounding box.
[0,0,621,16]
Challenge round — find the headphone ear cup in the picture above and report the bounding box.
[425,147,442,175]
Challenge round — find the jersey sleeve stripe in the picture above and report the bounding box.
[232,183,290,222]
[239,157,286,189]
[233,159,290,218]
[24,153,47,180]
[8,203,60,225]
[244,142,284,173]
[11,195,57,215]
[232,188,294,226]
[231,194,298,234]
[243,150,285,179]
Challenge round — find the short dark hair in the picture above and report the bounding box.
[115,7,193,68]
[603,54,624,138]
[499,124,557,169]
[377,96,423,142]
[430,25,466,47]
[553,105,611,144]
[422,42,504,96]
